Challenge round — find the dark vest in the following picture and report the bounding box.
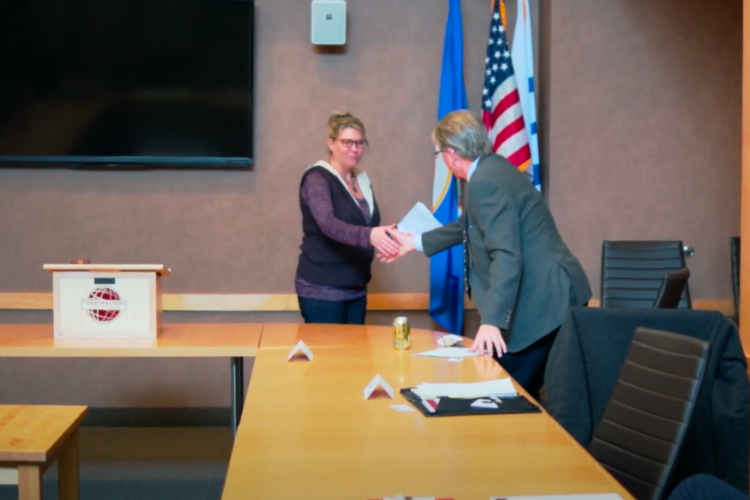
[296,166,381,288]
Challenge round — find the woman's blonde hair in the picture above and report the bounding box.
[327,111,367,143]
[431,109,491,159]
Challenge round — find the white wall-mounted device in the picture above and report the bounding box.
[311,0,347,46]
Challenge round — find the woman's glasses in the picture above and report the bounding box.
[339,139,368,149]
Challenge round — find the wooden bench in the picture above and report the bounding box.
[0,405,87,500]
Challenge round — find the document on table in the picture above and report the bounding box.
[414,347,479,359]
[397,202,442,235]
[411,378,518,400]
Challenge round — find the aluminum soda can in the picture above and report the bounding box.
[393,316,411,350]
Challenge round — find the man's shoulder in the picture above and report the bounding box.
[474,154,521,180]
[471,154,529,190]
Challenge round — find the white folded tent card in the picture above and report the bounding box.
[43,264,170,339]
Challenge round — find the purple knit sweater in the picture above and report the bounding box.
[295,170,373,301]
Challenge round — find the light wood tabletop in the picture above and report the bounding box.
[0,322,263,436]
[0,323,263,357]
[0,405,87,462]
[0,405,87,500]
[221,325,634,500]
[258,322,442,348]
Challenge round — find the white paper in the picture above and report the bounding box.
[492,495,623,500]
[390,404,416,413]
[437,334,464,347]
[414,347,480,359]
[471,398,499,409]
[418,397,437,413]
[411,378,517,400]
[397,202,443,235]
[287,340,313,361]
[363,374,395,400]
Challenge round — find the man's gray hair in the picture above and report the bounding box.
[431,109,492,160]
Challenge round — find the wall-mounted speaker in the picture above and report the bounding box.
[311,0,346,46]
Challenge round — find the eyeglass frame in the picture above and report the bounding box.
[434,147,456,157]
[338,138,368,149]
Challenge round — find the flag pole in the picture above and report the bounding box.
[491,0,508,29]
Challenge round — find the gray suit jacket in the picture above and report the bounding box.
[422,154,591,352]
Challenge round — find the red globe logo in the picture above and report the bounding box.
[85,287,122,323]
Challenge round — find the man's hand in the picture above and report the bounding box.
[376,229,416,263]
[469,325,508,358]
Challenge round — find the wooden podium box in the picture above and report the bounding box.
[43,264,171,339]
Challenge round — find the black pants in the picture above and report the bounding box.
[494,326,560,401]
[667,475,749,500]
[297,296,367,325]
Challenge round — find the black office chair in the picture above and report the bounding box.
[588,327,710,500]
[601,241,692,309]
[653,268,690,309]
[731,236,740,324]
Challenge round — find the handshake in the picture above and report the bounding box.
[369,224,416,263]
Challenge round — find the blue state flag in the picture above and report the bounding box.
[430,0,467,334]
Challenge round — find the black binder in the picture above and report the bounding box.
[400,388,541,417]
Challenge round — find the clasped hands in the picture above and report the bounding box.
[370,225,415,263]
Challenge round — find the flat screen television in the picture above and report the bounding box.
[0,0,254,169]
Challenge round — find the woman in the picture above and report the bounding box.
[295,111,399,324]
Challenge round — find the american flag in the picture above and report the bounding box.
[482,0,533,180]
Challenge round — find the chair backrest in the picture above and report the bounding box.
[588,327,710,500]
[653,268,690,309]
[601,241,691,309]
[731,236,740,321]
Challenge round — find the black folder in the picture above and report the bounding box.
[400,388,541,417]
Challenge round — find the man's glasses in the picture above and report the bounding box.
[339,139,368,149]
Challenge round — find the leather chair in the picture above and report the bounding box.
[602,241,692,309]
[588,327,710,500]
[731,237,740,324]
[653,268,690,309]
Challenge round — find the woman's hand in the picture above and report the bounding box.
[370,224,400,257]
[377,229,416,263]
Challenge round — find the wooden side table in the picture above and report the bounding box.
[0,405,88,500]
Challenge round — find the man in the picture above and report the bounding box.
[384,109,591,400]
[668,475,749,500]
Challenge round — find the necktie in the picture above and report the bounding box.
[463,212,471,299]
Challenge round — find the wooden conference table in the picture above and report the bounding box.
[221,324,635,500]
[0,323,262,435]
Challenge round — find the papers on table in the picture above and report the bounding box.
[390,404,416,413]
[414,347,480,359]
[411,378,518,400]
[397,202,442,235]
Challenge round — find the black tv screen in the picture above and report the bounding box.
[0,0,254,169]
